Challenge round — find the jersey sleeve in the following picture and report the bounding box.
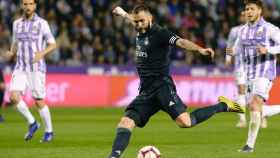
[159,28,180,46]
[233,35,243,57]
[12,21,17,45]
[42,21,56,44]
[227,27,238,48]
[267,25,280,54]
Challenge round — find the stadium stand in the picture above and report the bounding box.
[0,0,280,67]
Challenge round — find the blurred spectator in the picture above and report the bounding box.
[0,0,279,67]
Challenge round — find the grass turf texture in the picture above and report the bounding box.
[0,107,279,158]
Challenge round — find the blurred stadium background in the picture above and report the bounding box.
[1,0,280,158]
[0,0,280,107]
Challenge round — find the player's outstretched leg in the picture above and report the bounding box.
[176,96,245,128]
[108,117,135,158]
[192,96,245,126]
[218,96,246,113]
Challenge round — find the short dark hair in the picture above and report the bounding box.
[244,0,264,10]
[21,0,37,4]
[132,4,151,14]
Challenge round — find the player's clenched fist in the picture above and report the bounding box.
[112,6,128,17]
[226,47,234,56]
[4,51,15,60]
[199,48,215,59]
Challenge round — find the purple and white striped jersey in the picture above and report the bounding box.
[235,18,280,81]
[227,25,245,69]
[12,14,55,73]
[227,25,243,48]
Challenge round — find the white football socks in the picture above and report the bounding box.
[39,105,53,133]
[16,100,35,124]
[246,111,261,148]
[237,95,246,122]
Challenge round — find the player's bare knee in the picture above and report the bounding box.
[0,83,5,91]
[175,113,191,128]
[10,92,20,105]
[249,96,263,112]
[176,120,191,128]
[249,102,260,111]
[238,85,246,95]
[34,99,45,109]
[117,117,136,130]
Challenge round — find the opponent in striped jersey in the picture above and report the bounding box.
[226,11,280,128]
[227,25,246,71]
[235,0,280,153]
[227,10,280,130]
[226,11,247,128]
[12,13,55,72]
[236,19,279,81]
[7,0,56,142]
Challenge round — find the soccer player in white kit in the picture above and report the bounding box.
[226,9,280,129]
[234,0,280,152]
[7,0,56,142]
[226,11,248,128]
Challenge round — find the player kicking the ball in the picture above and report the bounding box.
[108,4,245,158]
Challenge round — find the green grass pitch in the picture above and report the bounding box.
[0,107,279,158]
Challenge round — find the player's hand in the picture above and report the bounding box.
[198,48,215,59]
[3,51,15,59]
[112,6,128,17]
[33,52,45,63]
[225,60,232,67]
[226,47,234,56]
[257,45,268,55]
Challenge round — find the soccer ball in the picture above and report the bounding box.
[137,145,161,158]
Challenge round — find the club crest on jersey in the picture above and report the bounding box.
[144,37,149,46]
[31,26,37,32]
[136,45,148,58]
[31,24,40,35]
[256,27,264,37]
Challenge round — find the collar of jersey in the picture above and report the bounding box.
[22,13,38,22]
[138,23,157,37]
[247,17,265,28]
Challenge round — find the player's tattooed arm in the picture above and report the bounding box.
[175,38,215,59]
[112,6,135,26]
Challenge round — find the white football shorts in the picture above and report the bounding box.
[247,77,272,101]
[9,70,46,99]
[234,65,246,85]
